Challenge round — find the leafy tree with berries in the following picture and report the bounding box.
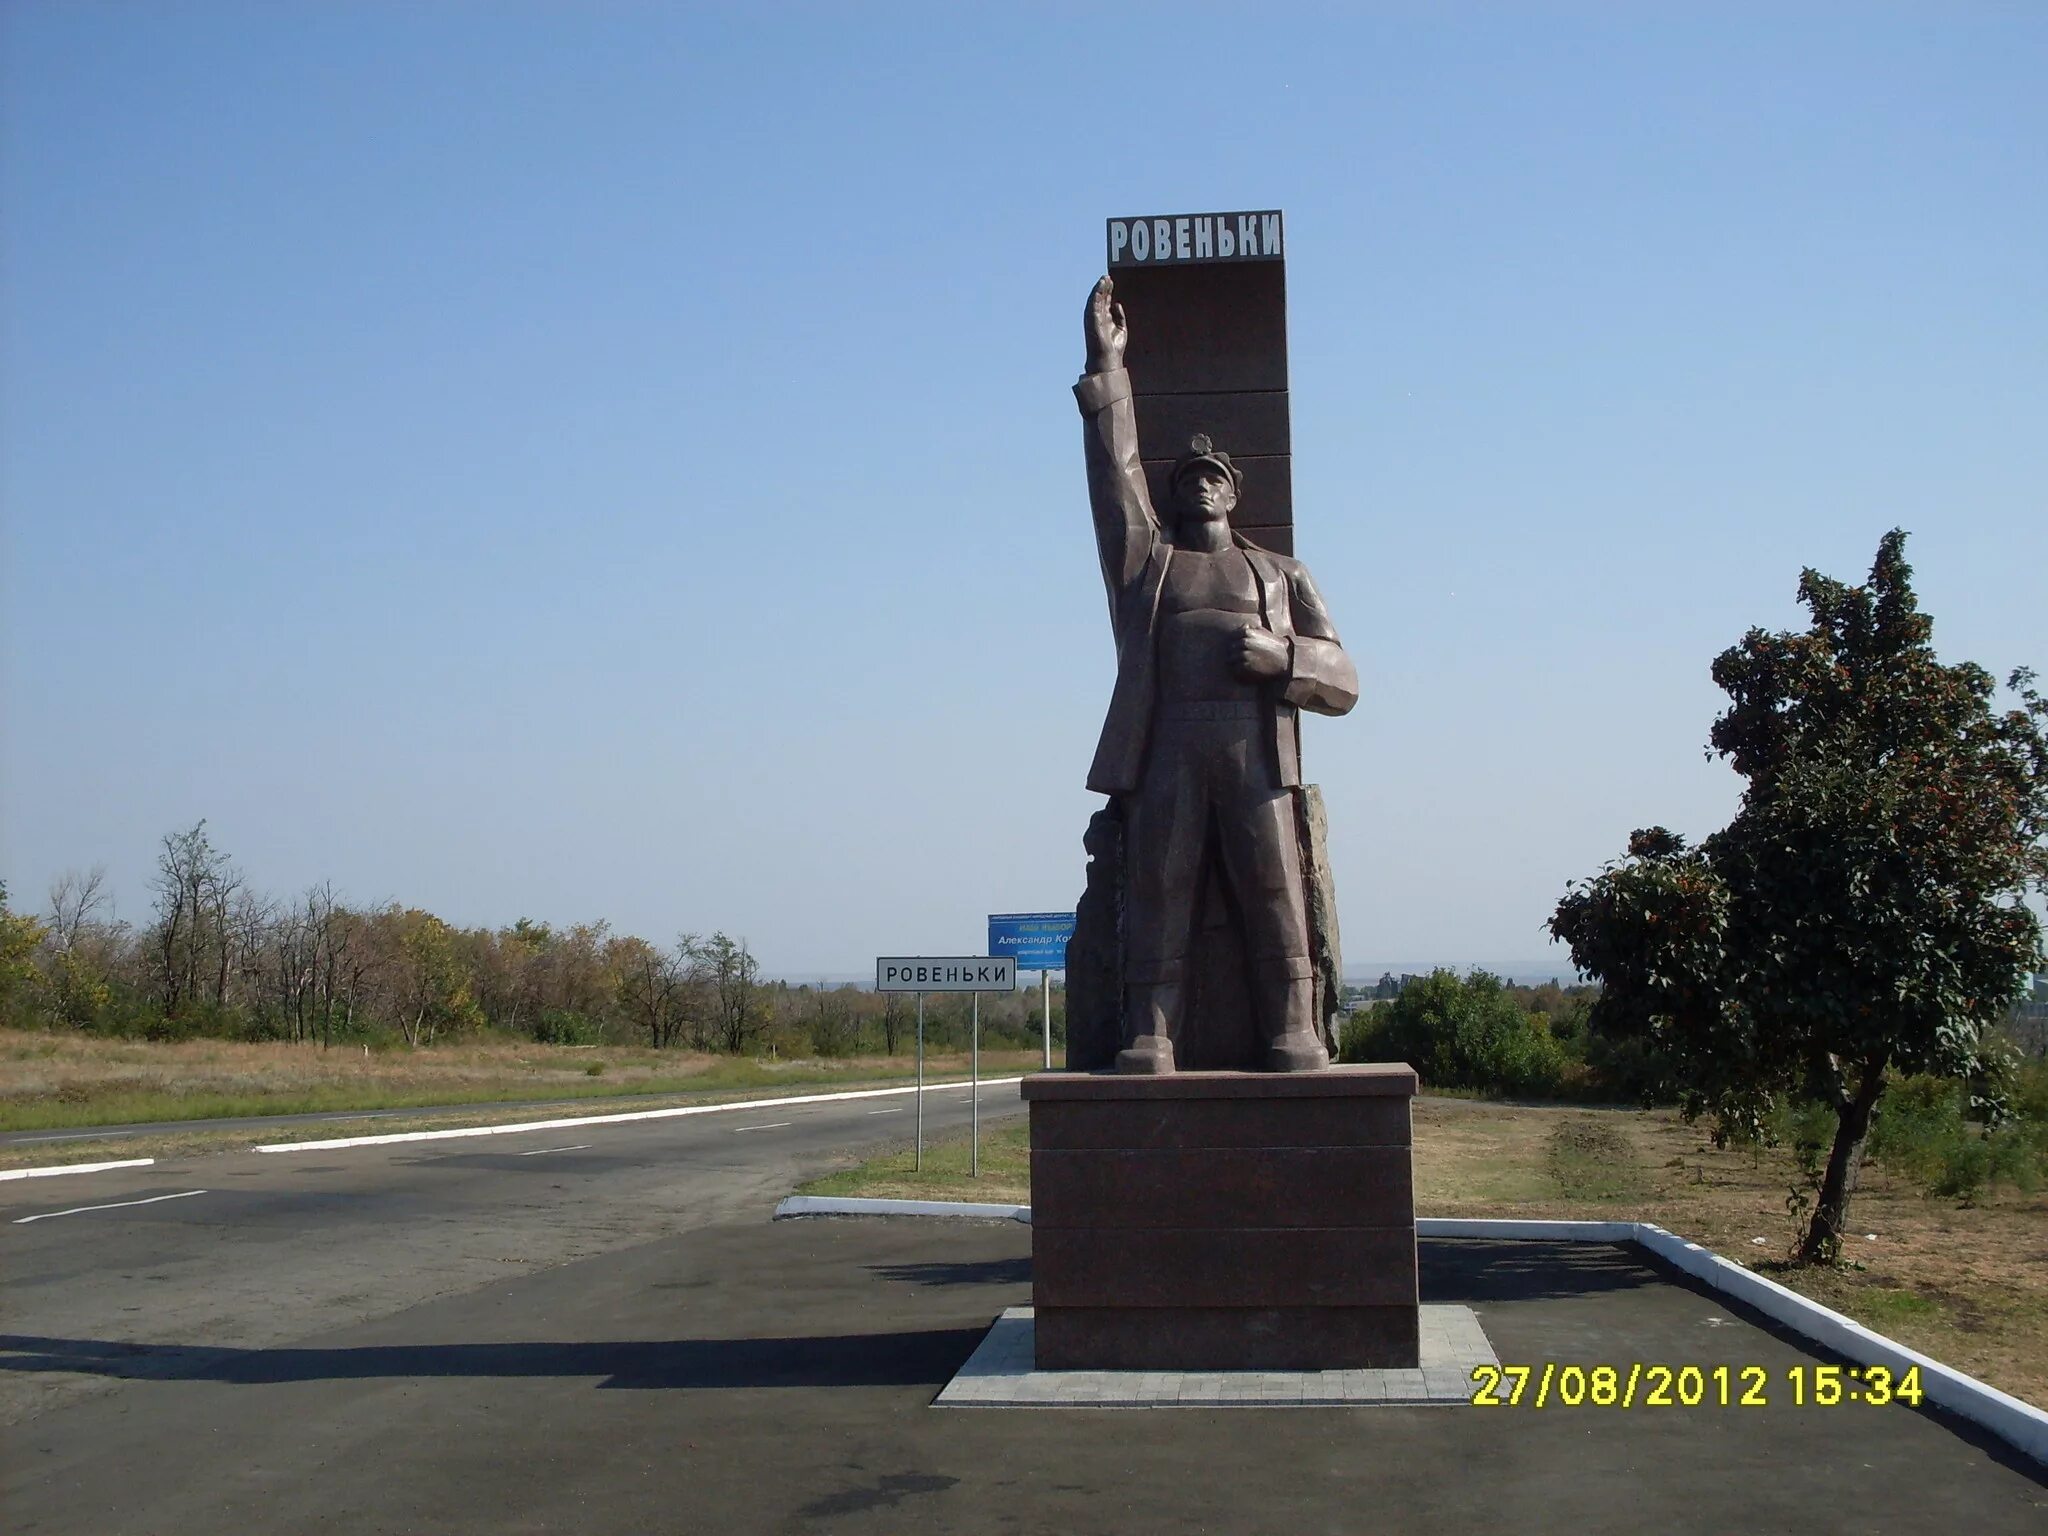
[1551,532,2048,1262]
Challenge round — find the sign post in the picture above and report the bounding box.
[988,913,1076,1070]
[876,957,1017,1177]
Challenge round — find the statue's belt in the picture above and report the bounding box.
[1156,700,1265,721]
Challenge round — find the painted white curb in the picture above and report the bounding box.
[255,1077,1027,1154]
[1421,1218,2046,1464]
[776,1195,1030,1223]
[1417,1217,1640,1242]
[0,1157,156,1182]
[1625,1220,2048,1467]
[817,1201,2047,1465]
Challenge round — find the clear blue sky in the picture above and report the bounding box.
[3,4,2043,978]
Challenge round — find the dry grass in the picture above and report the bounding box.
[1415,1099,2048,1414]
[800,1096,2048,1409]
[801,1121,1033,1202]
[0,1029,1042,1140]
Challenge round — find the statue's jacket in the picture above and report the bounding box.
[1076,365,1359,797]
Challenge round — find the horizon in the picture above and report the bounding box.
[775,962,1592,989]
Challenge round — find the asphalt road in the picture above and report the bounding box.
[0,1077,1020,1433]
[5,1081,2043,1535]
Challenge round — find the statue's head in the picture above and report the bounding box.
[1169,434,1242,529]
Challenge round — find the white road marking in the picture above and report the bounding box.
[14,1132,106,1143]
[14,1189,208,1224]
[0,1158,156,1183]
[254,1077,1027,1154]
[866,1108,904,1115]
[732,1122,793,1132]
[517,1144,592,1156]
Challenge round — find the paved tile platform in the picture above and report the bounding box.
[935,1304,1497,1407]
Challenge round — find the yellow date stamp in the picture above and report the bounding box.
[1470,1362,1926,1408]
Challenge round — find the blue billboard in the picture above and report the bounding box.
[987,912,1076,972]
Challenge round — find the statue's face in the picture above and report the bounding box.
[1176,463,1238,525]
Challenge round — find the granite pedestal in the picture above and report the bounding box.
[1022,1064,1419,1371]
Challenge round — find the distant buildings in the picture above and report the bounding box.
[1336,972,1415,1013]
[2004,976,2048,1057]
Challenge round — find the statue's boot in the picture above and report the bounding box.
[1116,982,1179,1074]
[1115,1033,1177,1074]
[1261,964,1328,1073]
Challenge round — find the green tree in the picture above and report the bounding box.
[392,908,484,1046]
[0,882,49,1026]
[686,932,763,1054]
[1551,532,2048,1263]
[610,934,701,1049]
[150,820,241,1019]
[878,990,910,1055]
[45,867,116,1029]
[488,917,553,1036]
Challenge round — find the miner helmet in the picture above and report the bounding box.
[1169,433,1244,494]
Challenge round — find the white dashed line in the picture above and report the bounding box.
[14,1189,209,1224]
[867,1108,904,1115]
[517,1144,592,1157]
[732,1122,792,1132]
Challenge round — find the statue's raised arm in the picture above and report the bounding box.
[1073,276,1159,596]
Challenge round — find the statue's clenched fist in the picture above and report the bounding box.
[1235,625,1289,682]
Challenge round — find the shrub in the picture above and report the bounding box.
[1865,1070,2048,1200]
[1867,1075,1967,1186]
[2009,1057,2048,1122]
[1934,1136,1992,1200]
[532,1010,600,1046]
[806,1008,862,1058]
[1581,1028,1683,1104]
[1343,970,1567,1096]
[1984,1120,2045,1193]
[1338,1006,1387,1065]
[143,1006,221,1043]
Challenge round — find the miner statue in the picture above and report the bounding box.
[1074,275,1358,1074]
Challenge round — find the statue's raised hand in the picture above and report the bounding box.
[1085,275,1127,372]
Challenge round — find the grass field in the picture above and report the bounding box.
[0,1030,1042,1162]
[796,1097,2048,1410]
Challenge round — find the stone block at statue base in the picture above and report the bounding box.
[1021,1064,1419,1371]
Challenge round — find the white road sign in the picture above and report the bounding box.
[875,956,1016,993]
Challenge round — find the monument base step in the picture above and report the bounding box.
[1034,1303,1418,1372]
[1023,1064,1420,1372]
[936,1305,1493,1407]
